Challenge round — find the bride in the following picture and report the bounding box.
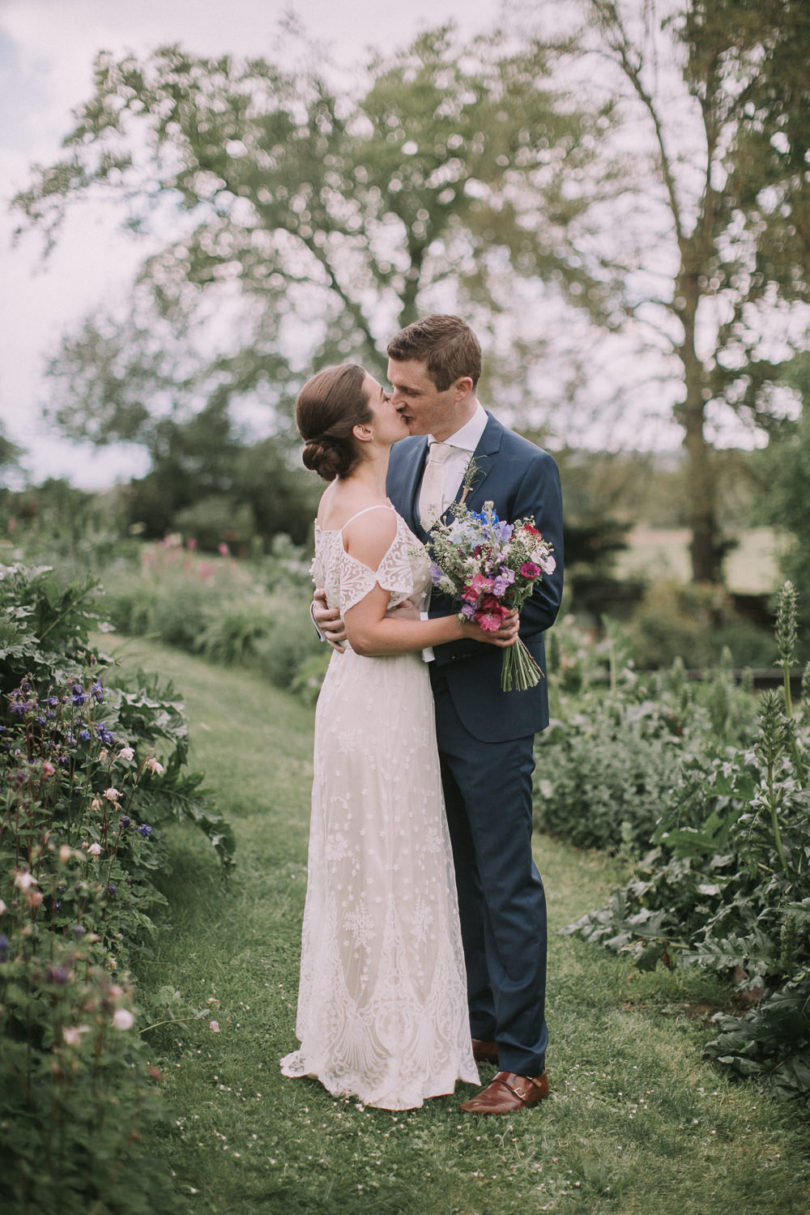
[280,362,518,1110]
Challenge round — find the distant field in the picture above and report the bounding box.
[616,527,787,595]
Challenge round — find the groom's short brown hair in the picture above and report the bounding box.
[387,315,482,391]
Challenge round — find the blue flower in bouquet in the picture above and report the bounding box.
[446,518,481,546]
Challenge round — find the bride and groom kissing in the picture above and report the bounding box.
[280,314,564,1114]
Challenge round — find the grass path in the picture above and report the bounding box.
[106,635,810,1215]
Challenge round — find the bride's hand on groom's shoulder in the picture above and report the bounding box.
[312,588,347,653]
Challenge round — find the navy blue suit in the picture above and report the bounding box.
[386,412,564,1077]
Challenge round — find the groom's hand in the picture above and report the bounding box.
[312,588,347,653]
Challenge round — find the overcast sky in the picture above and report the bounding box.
[0,0,508,487]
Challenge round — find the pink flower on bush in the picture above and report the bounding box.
[63,1025,90,1046]
[146,757,165,775]
[218,542,230,557]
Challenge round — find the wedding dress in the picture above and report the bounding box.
[280,504,478,1109]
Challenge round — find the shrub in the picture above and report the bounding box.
[564,585,810,1106]
[0,563,233,1212]
[101,536,323,697]
[627,578,773,669]
[536,618,756,853]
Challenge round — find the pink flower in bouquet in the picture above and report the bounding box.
[463,572,494,601]
[477,597,511,631]
[520,561,541,579]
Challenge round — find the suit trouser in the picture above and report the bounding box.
[431,672,548,1078]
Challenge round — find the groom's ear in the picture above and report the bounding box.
[454,376,474,401]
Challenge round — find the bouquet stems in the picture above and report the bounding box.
[501,638,543,692]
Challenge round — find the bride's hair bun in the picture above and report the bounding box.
[302,435,346,482]
[296,364,372,482]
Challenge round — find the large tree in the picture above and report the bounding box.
[15,25,612,468]
[519,0,810,581]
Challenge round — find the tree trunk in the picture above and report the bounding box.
[676,267,721,583]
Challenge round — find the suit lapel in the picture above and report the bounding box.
[452,411,503,514]
[396,436,430,535]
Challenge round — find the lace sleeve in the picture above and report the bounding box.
[337,528,418,614]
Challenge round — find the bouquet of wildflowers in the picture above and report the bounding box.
[428,499,556,692]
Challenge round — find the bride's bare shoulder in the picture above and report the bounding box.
[341,503,398,568]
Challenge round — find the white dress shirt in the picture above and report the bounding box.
[423,403,488,513]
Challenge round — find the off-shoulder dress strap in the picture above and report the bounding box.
[339,503,396,535]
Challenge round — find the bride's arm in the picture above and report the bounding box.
[345,585,517,657]
[343,513,517,658]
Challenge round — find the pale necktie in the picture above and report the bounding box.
[418,441,454,529]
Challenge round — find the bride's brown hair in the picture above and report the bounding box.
[296,363,372,482]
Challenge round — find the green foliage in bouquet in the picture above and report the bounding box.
[0,563,234,1212]
[563,585,810,1106]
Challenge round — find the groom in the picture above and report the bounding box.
[317,315,563,1114]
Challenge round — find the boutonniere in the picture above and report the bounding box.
[458,456,482,507]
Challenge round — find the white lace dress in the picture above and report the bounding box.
[280,505,478,1109]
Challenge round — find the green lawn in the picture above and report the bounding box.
[105,635,810,1215]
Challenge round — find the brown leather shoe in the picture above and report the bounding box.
[471,1038,499,1064]
[459,1070,549,1114]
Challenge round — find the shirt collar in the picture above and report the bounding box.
[429,402,488,452]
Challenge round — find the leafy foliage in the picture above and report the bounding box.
[103,536,322,698]
[563,585,810,1105]
[541,0,810,580]
[536,617,757,852]
[0,563,234,1212]
[14,26,609,464]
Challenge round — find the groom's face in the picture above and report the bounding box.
[387,357,468,441]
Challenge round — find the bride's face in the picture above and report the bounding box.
[362,374,409,446]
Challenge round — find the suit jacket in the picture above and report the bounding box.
[386,411,564,744]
